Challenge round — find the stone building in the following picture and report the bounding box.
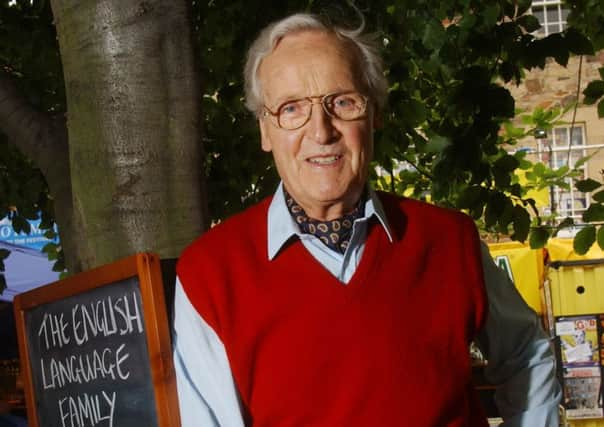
[506,1,604,224]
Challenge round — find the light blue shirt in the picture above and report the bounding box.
[173,184,561,426]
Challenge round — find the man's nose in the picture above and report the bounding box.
[306,101,335,144]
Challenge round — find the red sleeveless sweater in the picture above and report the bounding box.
[178,192,488,426]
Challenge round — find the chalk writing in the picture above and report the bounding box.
[72,293,143,345]
[38,312,70,350]
[41,343,130,390]
[58,391,116,427]
[24,278,159,426]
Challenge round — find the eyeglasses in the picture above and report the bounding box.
[262,91,369,130]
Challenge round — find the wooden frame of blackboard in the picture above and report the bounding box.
[13,252,181,427]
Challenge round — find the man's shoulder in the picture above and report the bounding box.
[179,196,272,265]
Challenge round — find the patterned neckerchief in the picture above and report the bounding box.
[283,188,365,254]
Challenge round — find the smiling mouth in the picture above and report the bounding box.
[307,155,341,165]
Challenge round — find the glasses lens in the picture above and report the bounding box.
[277,99,311,130]
[324,93,366,120]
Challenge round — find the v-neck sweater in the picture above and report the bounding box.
[178,192,488,427]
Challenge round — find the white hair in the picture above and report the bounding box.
[243,12,388,115]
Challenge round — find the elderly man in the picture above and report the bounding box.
[173,12,560,427]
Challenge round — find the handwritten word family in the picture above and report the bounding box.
[34,291,144,427]
[58,391,116,427]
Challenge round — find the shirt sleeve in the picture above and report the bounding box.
[172,279,245,427]
[475,242,562,427]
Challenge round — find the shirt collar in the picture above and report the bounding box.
[267,182,395,260]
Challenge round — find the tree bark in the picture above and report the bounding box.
[50,0,207,269]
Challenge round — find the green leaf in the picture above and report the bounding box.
[425,135,450,153]
[52,259,65,273]
[517,15,540,33]
[597,226,604,250]
[11,214,31,235]
[42,242,56,254]
[0,250,6,271]
[399,99,427,127]
[529,226,550,249]
[554,165,570,177]
[510,183,522,197]
[598,99,604,119]
[565,28,595,56]
[459,13,477,30]
[511,205,530,242]
[574,225,596,255]
[486,86,515,118]
[516,0,531,16]
[482,4,501,28]
[485,192,507,228]
[584,81,604,104]
[532,162,546,177]
[558,217,575,228]
[583,203,604,222]
[575,178,602,192]
[457,185,484,209]
[422,19,447,50]
[494,154,519,172]
[592,190,604,203]
[574,153,593,169]
[497,199,515,233]
[533,33,569,67]
[504,121,526,139]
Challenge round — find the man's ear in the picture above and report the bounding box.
[259,117,273,152]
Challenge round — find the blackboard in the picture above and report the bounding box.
[13,253,180,427]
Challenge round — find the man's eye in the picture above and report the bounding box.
[333,96,356,109]
[279,101,303,115]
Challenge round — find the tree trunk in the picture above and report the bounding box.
[50,0,207,270]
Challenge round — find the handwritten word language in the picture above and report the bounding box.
[41,343,130,390]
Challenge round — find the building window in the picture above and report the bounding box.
[530,0,570,36]
[536,125,588,220]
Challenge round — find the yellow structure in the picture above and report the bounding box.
[547,239,604,317]
[487,241,545,314]
[546,239,604,427]
[487,239,604,427]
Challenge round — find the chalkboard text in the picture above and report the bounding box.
[33,290,144,426]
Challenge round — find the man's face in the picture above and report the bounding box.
[258,30,376,220]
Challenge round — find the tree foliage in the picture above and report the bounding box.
[192,0,602,241]
[1,0,604,284]
[0,0,64,289]
[568,0,604,118]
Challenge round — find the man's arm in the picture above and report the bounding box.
[172,280,245,427]
[476,243,562,427]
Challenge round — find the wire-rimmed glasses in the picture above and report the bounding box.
[262,91,369,130]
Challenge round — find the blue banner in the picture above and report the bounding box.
[0,217,59,252]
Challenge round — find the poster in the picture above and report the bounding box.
[555,315,604,420]
[562,366,603,419]
[556,317,600,365]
